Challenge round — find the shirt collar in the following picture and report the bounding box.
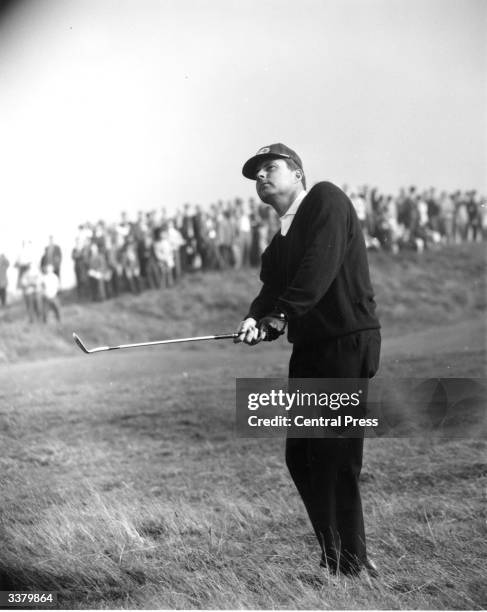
[279,190,307,236]
[280,189,307,219]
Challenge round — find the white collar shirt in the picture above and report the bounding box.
[280,190,307,236]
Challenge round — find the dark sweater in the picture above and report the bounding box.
[247,181,380,344]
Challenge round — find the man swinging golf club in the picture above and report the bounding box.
[234,143,381,577]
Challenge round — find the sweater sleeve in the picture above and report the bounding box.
[275,185,350,319]
[245,239,280,320]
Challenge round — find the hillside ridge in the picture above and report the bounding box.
[0,244,484,364]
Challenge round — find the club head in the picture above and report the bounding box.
[72,332,90,354]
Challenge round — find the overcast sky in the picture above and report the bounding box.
[0,0,485,264]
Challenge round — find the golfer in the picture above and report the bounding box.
[235,143,381,577]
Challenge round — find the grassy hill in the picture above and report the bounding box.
[0,243,485,363]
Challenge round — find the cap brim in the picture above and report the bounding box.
[242,153,290,180]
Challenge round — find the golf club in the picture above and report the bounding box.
[72,331,238,354]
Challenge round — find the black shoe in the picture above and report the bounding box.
[320,554,379,578]
[338,559,379,579]
[359,559,379,579]
[319,555,337,574]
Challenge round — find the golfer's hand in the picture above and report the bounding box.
[258,315,287,342]
[234,317,264,345]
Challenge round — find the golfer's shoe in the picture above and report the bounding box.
[320,556,379,579]
[319,556,337,573]
[361,558,379,579]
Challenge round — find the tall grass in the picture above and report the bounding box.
[1,363,485,608]
[0,242,485,608]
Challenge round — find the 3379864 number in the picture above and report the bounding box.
[3,592,55,605]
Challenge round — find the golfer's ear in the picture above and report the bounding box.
[295,169,303,183]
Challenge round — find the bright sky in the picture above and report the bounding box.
[0,0,485,278]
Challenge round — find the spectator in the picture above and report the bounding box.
[41,236,62,279]
[138,234,160,289]
[350,190,367,231]
[454,192,469,243]
[439,191,455,245]
[40,264,61,323]
[154,227,175,288]
[65,183,485,306]
[87,243,107,301]
[104,231,123,298]
[21,264,41,323]
[426,187,441,233]
[366,187,380,236]
[72,237,91,299]
[480,197,487,241]
[133,210,148,243]
[0,252,9,307]
[415,193,429,251]
[117,212,132,242]
[384,195,400,253]
[374,204,394,251]
[235,199,252,268]
[15,239,35,289]
[167,219,185,282]
[466,191,481,242]
[398,186,416,231]
[180,203,196,271]
[192,205,207,269]
[201,211,224,270]
[217,210,235,268]
[120,237,142,294]
[76,223,93,246]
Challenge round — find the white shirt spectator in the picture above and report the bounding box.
[16,240,35,267]
[417,199,429,226]
[239,212,251,233]
[117,221,131,239]
[76,225,93,247]
[350,194,367,222]
[21,268,39,295]
[41,269,60,299]
[441,194,455,218]
[168,225,185,250]
[456,203,468,224]
[154,237,175,268]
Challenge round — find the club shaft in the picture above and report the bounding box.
[88,333,237,352]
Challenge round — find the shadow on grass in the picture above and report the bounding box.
[0,561,146,608]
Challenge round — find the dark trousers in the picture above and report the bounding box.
[286,329,381,574]
[41,296,61,322]
[24,292,40,323]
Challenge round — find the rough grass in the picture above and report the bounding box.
[0,242,486,609]
[0,357,485,609]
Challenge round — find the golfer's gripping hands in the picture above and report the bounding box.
[234,315,287,344]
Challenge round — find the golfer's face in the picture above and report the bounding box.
[255,158,296,202]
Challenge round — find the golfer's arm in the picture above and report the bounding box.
[275,200,348,319]
[245,245,279,320]
[246,284,279,321]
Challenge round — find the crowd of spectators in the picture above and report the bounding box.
[71,198,278,301]
[70,185,486,302]
[1,184,485,318]
[0,236,62,322]
[345,185,486,253]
